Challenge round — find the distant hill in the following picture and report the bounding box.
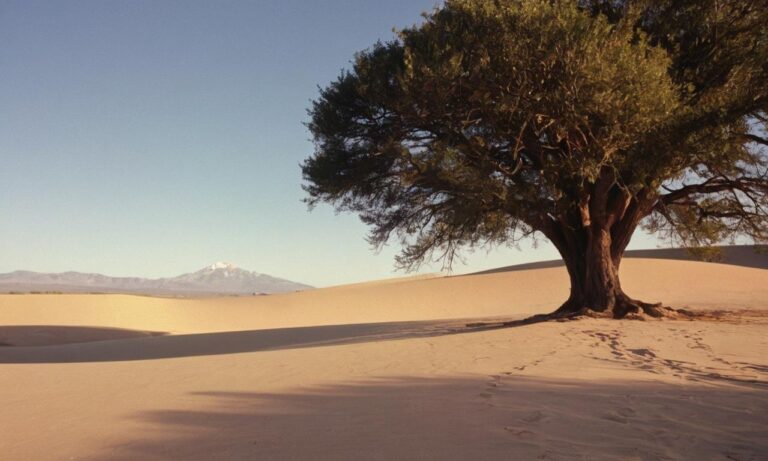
[469,245,768,275]
[0,262,312,295]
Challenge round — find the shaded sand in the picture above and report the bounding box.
[0,326,166,347]
[1,258,767,460]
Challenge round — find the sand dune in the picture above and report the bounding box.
[1,257,767,460]
[472,244,768,273]
[1,258,767,338]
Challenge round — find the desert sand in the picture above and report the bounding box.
[1,257,767,460]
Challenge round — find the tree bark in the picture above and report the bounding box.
[534,183,667,320]
[552,221,665,319]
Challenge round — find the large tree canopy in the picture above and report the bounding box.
[302,0,768,318]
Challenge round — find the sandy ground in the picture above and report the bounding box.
[1,258,767,460]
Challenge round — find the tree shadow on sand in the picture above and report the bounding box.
[89,375,768,461]
[0,325,166,347]
[0,318,530,363]
[2,311,764,367]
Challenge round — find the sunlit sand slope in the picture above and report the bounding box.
[1,259,766,338]
[0,257,766,460]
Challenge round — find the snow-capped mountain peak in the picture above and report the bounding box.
[208,261,237,271]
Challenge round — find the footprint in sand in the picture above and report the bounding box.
[487,375,503,387]
[628,348,657,358]
[504,427,537,439]
[603,407,636,424]
[480,374,506,400]
[521,410,546,423]
[617,407,636,417]
[603,414,628,424]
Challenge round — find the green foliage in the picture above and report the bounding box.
[303,0,768,269]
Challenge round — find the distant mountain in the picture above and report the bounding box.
[0,262,312,295]
[158,262,312,294]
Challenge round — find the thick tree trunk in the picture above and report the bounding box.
[534,179,669,319]
[553,224,665,319]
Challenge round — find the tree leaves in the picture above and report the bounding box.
[302,0,768,269]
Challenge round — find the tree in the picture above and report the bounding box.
[302,0,768,318]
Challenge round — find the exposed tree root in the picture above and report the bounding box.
[613,295,669,319]
[465,308,757,333]
[552,292,699,320]
[464,296,716,331]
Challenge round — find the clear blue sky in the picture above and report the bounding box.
[0,0,659,287]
